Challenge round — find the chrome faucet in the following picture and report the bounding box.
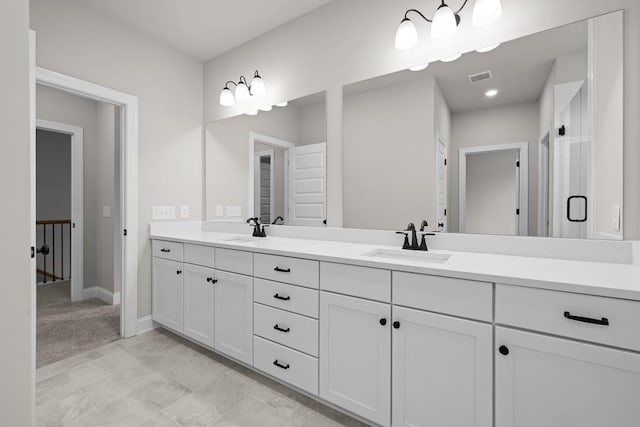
[247,217,268,237]
[396,220,435,251]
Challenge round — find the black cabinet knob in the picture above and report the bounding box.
[379,318,387,326]
[206,277,218,284]
[393,321,400,329]
[499,345,509,356]
[176,270,182,275]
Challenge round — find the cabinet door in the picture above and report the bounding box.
[319,292,391,426]
[496,327,640,427]
[214,270,253,365]
[392,307,492,427]
[152,258,183,332]
[183,264,215,347]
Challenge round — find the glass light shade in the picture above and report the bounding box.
[431,5,457,39]
[260,105,272,112]
[476,43,501,53]
[250,76,266,96]
[246,109,258,116]
[472,0,502,26]
[275,101,288,107]
[235,81,251,102]
[409,63,429,72]
[395,18,418,50]
[219,87,235,106]
[441,52,462,62]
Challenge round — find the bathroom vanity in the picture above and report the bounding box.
[150,224,640,427]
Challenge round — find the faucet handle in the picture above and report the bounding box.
[418,232,435,251]
[395,231,411,250]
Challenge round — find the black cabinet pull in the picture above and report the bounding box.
[274,267,291,273]
[273,293,291,301]
[176,270,182,275]
[273,324,290,333]
[564,311,609,326]
[273,360,290,370]
[160,248,171,253]
[499,345,509,356]
[393,321,400,329]
[379,318,387,326]
[206,277,218,284]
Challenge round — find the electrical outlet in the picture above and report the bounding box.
[152,206,175,220]
[612,204,621,231]
[216,205,224,217]
[226,205,241,217]
[103,205,111,218]
[180,205,189,218]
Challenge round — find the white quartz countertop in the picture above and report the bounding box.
[150,229,640,301]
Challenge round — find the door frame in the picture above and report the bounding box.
[254,149,275,222]
[435,132,448,232]
[537,133,550,237]
[248,132,294,223]
[458,142,529,235]
[35,66,139,338]
[35,119,84,301]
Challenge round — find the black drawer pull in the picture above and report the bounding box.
[160,248,171,253]
[273,324,290,333]
[274,267,291,273]
[273,293,291,301]
[273,360,290,370]
[564,311,609,326]
[206,277,218,284]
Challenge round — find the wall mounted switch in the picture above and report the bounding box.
[226,205,241,217]
[180,205,189,218]
[152,206,175,220]
[103,205,111,218]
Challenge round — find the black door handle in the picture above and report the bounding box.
[274,267,291,273]
[564,311,609,326]
[499,345,509,356]
[273,293,291,301]
[160,248,171,253]
[206,277,218,284]
[273,360,290,370]
[393,321,400,329]
[273,324,290,333]
[379,318,387,326]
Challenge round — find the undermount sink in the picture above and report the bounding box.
[362,248,450,264]
[223,236,259,244]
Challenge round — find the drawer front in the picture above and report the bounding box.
[184,244,215,268]
[253,336,318,396]
[394,272,492,322]
[215,248,253,275]
[254,253,319,288]
[254,278,319,318]
[496,284,640,351]
[152,240,183,262]
[320,262,390,302]
[254,303,318,356]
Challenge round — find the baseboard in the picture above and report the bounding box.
[83,286,120,305]
[137,315,160,335]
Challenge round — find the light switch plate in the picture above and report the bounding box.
[216,205,224,217]
[226,205,241,217]
[152,206,175,220]
[180,205,189,218]
[612,204,621,231]
[103,205,111,218]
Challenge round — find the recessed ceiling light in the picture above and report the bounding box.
[485,89,499,97]
[476,43,501,53]
[409,62,429,71]
[275,101,288,107]
[260,105,272,112]
[441,52,462,62]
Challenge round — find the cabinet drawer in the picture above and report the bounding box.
[496,284,640,351]
[215,248,253,275]
[184,244,214,268]
[254,303,318,356]
[254,278,319,318]
[320,262,390,302]
[254,336,318,396]
[152,240,183,262]
[393,272,492,322]
[254,254,319,288]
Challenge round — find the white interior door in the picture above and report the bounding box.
[288,142,326,227]
[436,138,448,231]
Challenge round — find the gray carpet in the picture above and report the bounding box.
[37,281,120,368]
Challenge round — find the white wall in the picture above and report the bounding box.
[450,101,540,233]
[0,0,33,424]
[31,0,204,316]
[202,0,640,239]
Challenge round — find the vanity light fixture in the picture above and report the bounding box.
[218,70,267,106]
[476,43,500,53]
[485,88,499,97]
[275,101,288,107]
[441,52,462,62]
[395,0,503,50]
[409,62,430,71]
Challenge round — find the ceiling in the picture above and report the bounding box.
[345,19,588,113]
[79,0,332,61]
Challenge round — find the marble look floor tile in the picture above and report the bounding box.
[67,395,160,427]
[36,390,97,427]
[163,393,223,427]
[37,360,114,405]
[80,363,159,410]
[128,377,191,411]
[213,395,295,427]
[36,350,103,383]
[137,412,181,427]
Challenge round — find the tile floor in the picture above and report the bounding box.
[36,328,367,426]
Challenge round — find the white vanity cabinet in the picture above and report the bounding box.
[319,291,391,427]
[392,307,493,427]
[152,257,184,333]
[183,263,215,347]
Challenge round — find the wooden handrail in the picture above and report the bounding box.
[36,219,71,225]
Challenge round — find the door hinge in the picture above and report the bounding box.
[444,209,447,216]
[30,246,35,259]
[559,125,566,136]
[444,158,447,166]
[123,229,128,236]
[516,161,520,167]
[516,209,520,215]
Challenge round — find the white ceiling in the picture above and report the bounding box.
[345,19,588,113]
[79,0,332,61]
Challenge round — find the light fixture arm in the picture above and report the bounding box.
[224,80,237,89]
[404,8,432,23]
[402,0,469,23]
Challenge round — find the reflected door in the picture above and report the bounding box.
[436,138,448,232]
[288,142,327,227]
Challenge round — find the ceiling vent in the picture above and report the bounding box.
[468,71,492,83]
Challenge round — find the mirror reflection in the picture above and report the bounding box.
[206,92,327,226]
[343,12,623,239]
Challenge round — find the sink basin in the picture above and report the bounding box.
[362,248,450,264]
[223,236,259,244]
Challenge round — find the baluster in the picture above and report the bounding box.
[52,223,56,281]
[61,223,64,280]
[43,224,47,284]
